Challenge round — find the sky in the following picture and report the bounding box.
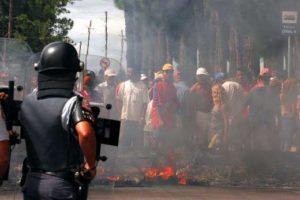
[64,0,126,70]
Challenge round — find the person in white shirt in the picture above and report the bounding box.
[116,67,149,153]
[97,68,118,120]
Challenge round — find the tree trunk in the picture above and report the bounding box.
[123,0,135,70]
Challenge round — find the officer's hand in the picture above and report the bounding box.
[81,163,96,180]
[8,130,18,137]
[0,92,7,101]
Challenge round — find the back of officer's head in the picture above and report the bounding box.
[36,42,82,99]
[36,42,82,74]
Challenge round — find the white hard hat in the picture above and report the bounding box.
[140,74,148,81]
[104,68,116,77]
[196,67,209,76]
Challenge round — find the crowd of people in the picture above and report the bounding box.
[80,62,300,158]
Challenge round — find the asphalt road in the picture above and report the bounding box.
[1,186,300,200]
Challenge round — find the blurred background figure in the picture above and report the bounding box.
[117,67,149,154]
[222,78,246,150]
[141,73,149,89]
[144,71,163,152]
[235,68,252,93]
[151,64,179,158]
[246,68,281,151]
[189,67,213,153]
[80,70,100,106]
[213,72,226,85]
[173,70,190,148]
[280,79,297,152]
[97,59,109,84]
[97,68,118,120]
[208,84,228,151]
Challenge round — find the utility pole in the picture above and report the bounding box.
[287,35,291,78]
[85,20,92,69]
[120,30,125,65]
[78,41,82,57]
[78,41,83,91]
[8,0,14,38]
[105,11,108,58]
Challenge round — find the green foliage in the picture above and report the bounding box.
[114,0,124,10]
[0,0,74,52]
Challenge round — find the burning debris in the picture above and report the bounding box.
[91,150,300,189]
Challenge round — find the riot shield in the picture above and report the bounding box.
[0,38,33,187]
[77,54,124,120]
[0,38,34,96]
[77,54,122,187]
[79,54,125,84]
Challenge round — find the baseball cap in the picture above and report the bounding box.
[104,68,116,77]
[196,67,209,76]
[162,63,174,71]
[214,72,225,82]
[141,74,148,81]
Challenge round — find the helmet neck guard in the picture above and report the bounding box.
[37,72,76,99]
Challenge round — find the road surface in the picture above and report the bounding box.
[1,185,300,200]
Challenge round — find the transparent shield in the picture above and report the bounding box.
[0,38,34,187]
[0,38,34,96]
[79,54,125,83]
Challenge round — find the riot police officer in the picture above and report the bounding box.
[20,42,97,200]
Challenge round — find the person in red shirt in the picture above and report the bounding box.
[80,70,101,108]
[151,64,179,156]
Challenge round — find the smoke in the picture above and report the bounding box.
[5,0,300,188]
[103,0,300,187]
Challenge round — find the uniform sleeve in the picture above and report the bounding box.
[72,99,95,125]
[61,96,95,132]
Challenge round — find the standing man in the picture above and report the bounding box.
[20,42,97,200]
[97,68,118,120]
[189,67,213,152]
[116,67,148,154]
[151,64,179,155]
[246,68,281,150]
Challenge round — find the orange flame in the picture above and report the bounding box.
[145,168,159,178]
[159,166,175,180]
[107,176,121,182]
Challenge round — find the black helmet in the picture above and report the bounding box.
[36,42,83,73]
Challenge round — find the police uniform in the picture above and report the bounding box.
[20,42,95,200]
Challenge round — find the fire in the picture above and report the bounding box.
[145,167,159,178]
[145,166,175,180]
[159,166,175,180]
[177,171,188,185]
[107,175,121,182]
